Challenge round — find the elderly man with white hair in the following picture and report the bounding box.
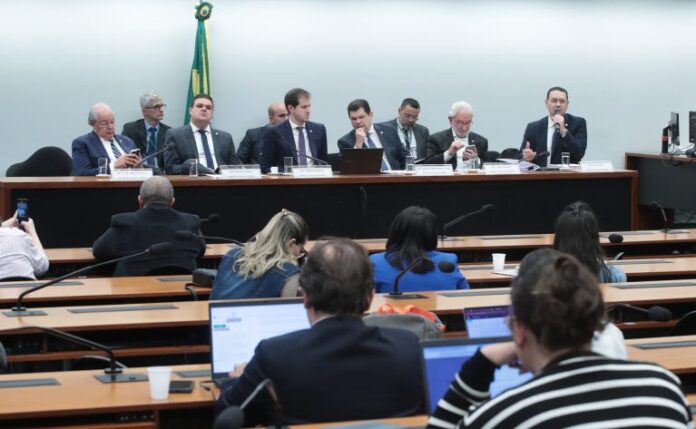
[72,102,141,176]
[425,101,489,170]
[121,91,172,170]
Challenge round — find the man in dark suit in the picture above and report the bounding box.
[121,91,171,171]
[338,99,409,170]
[520,86,587,167]
[163,94,239,175]
[216,238,424,426]
[237,102,288,164]
[72,103,142,176]
[92,176,205,276]
[260,88,328,173]
[426,101,489,170]
[379,98,430,159]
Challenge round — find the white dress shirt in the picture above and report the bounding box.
[443,130,469,171]
[363,125,393,171]
[288,118,314,166]
[190,123,218,169]
[0,227,48,280]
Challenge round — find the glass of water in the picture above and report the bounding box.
[405,156,415,174]
[561,152,570,169]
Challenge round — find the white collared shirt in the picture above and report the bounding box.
[547,117,556,154]
[189,123,218,169]
[364,125,393,171]
[288,118,314,166]
[100,137,126,162]
[443,130,469,171]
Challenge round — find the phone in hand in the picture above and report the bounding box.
[129,149,141,156]
[169,380,195,393]
[16,198,28,223]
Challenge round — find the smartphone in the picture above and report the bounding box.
[129,149,141,156]
[169,380,195,393]
[465,144,478,153]
[16,198,28,223]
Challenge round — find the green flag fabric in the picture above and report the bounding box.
[184,2,213,124]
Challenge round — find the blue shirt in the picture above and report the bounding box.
[369,250,469,293]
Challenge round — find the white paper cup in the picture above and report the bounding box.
[492,253,506,271]
[147,366,172,400]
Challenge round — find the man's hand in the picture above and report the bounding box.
[552,113,566,135]
[228,362,248,379]
[1,212,18,228]
[20,218,37,235]
[462,146,478,160]
[447,140,465,156]
[114,153,141,169]
[522,142,536,161]
[355,128,367,148]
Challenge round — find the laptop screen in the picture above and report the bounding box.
[464,305,511,339]
[209,299,310,380]
[421,338,532,414]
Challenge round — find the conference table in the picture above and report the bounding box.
[0,171,637,247]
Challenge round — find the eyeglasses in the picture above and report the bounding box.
[145,104,166,110]
[402,114,419,121]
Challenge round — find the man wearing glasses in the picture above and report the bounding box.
[379,98,429,160]
[425,101,489,170]
[122,91,171,172]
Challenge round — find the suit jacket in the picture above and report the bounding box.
[71,131,137,176]
[237,125,268,164]
[379,119,430,159]
[425,128,489,168]
[92,204,206,276]
[260,120,328,173]
[163,125,238,174]
[337,123,409,170]
[217,316,425,426]
[520,113,587,167]
[121,119,171,169]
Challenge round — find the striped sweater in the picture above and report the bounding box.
[427,350,693,429]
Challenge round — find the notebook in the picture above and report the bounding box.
[463,305,512,339]
[339,148,384,174]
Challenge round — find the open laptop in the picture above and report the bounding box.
[339,148,384,174]
[208,299,309,385]
[464,305,512,339]
[420,337,533,414]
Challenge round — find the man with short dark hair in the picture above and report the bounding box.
[520,86,587,167]
[92,176,205,276]
[379,98,430,159]
[121,91,171,170]
[163,94,238,174]
[216,237,425,426]
[338,99,408,171]
[237,102,288,164]
[260,88,328,173]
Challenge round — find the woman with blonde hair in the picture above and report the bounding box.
[211,209,308,299]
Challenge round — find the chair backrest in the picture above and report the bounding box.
[6,146,73,177]
[327,152,341,172]
[500,147,521,159]
[485,150,500,162]
[668,310,696,336]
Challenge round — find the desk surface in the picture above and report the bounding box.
[626,335,696,375]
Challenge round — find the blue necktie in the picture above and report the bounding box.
[198,129,215,169]
[366,132,389,171]
[146,127,157,167]
[296,126,308,166]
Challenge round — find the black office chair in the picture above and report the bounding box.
[327,152,341,172]
[667,310,696,336]
[499,148,521,159]
[485,150,500,162]
[70,355,127,371]
[6,146,73,177]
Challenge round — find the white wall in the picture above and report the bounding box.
[2,0,695,173]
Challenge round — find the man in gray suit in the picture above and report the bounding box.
[379,98,429,159]
[163,94,239,175]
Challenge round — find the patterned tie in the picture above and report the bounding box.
[146,127,157,167]
[198,129,215,169]
[366,132,389,171]
[296,126,308,166]
[110,139,122,159]
[402,127,412,153]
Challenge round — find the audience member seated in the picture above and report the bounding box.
[216,238,425,426]
[92,176,205,276]
[0,212,48,281]
[370,206,469,293]
[554,201,626,283]
[427,250,689,429]
[211,209,307,300]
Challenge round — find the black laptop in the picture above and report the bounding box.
[339,148,384,174]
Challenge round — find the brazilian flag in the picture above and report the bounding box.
[184,2,213,124]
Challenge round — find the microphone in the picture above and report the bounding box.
[441,204,494,241]
[607,304,673,323]
[5,326,146,383]
[553,110,563,131]
[175,230,244,246]
[3,242,174,317]
[0,341,6,372]
[608,233,624,244]
[391,258,456,297]
[275,128,329,167]
[650,201,671,233]
[215,379,286,429]
[200,213,222,223]
[136,143,174,167]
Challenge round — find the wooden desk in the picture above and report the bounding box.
[0,171,636,247]
[626,335,696,375]
[293,415,428,428]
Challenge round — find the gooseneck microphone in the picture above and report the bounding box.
[607,303,673,323]
[441,204,495,241]
[389,257,456,300]
[276,129,329,167]
[3,242,174,317]
[136,142,175,167]
[651,201,671,233]
[214,379,286,429]
[175,230,244,246]
[200,213,222,223]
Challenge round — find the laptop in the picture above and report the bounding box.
[339,148,384,174]
[208,299,310,385]
[463,305,512,339]
[420,337,533,414]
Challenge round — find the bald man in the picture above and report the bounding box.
[92,176,205,276]
[237,102,289,164]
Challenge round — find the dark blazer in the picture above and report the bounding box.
[337,123,409,170]
[121,119,171,169]
[520,113,587,167]
[260,120,328,173]
[71,131,137,176]
[379,119,430,159]
[217,316,425,426]
[92,204,206,276]
[237,125,268,164]
[425,128,489,168]
[163,125,238,174]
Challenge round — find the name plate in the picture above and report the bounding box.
[110,168,153,181]
[483,163,520,175]
[414,164,453,176]
[220,165,262,179]
[580,160,614,172]
[292,167,333,178]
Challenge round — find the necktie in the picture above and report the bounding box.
[402,127,412,152]
[110,139,122,159]
[198,129,215,169]
[146,127,157,167]
[296,126,308,166]
[366,132,389,171]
